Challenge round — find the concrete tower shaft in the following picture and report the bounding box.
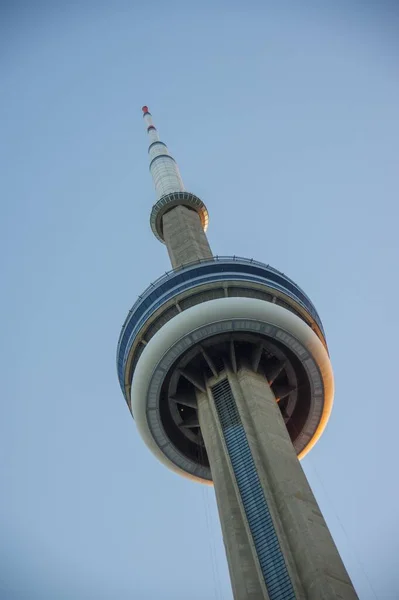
[116,107,358,599]
[197,366,356,599]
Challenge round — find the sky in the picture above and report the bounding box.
[1,1,399,598]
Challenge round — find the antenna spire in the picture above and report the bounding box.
[142,106,184,199]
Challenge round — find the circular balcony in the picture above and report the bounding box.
[117,256,326,406]
[150,191,209,243]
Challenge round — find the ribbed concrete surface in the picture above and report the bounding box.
[197,386,268,599]
[197,367,358,600]
[234,367,358,599]
[162,205,212,268]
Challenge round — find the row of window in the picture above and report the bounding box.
[116,271,312,394]
[117,261,323,394]
[212,378,296,600]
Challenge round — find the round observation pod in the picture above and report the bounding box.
[117,256,333,483]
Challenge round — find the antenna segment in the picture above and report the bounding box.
[142,106,185,199]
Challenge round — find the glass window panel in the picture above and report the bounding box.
[211,379,296,600]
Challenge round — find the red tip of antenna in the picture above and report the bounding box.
[142,105,149,113]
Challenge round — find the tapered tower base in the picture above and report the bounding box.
[197,366,358,600]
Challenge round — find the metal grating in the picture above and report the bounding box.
[228,287,273,302]
[211,379,296,600]
[179,288,224,311]
[144,305,179,341]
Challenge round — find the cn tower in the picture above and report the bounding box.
[117,107,358,599]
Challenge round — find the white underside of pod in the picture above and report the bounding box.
[130,297,334,482]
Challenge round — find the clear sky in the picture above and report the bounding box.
[1,2,399,599]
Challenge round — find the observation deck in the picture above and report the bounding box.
[117,256,332,482]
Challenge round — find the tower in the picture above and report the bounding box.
[116,106,358,599]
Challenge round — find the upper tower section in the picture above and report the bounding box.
[142,105,185,199]
[142,107,211,266]
[117,107,334,483]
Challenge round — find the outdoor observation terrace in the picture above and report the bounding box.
[117,256,326,408]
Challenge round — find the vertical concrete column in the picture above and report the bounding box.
[231,366,358,600]
[162,205,212,268]
[196,387,268,600]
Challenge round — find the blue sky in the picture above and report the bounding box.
[1,2,399,598]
